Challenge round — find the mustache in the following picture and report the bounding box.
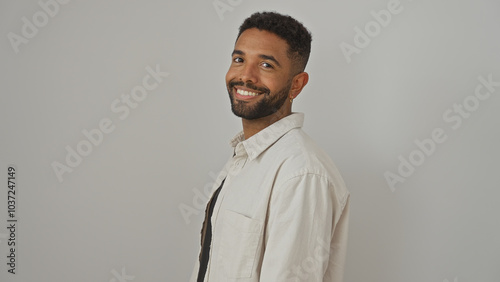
[228,80,270,95]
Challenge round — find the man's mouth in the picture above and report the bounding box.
[236,88,260,97]
[233,87,263,100]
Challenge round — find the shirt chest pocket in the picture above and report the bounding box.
[218,209,263,279]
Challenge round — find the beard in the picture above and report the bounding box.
[227,79,292,120]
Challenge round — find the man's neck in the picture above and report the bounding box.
[241,107,291,140]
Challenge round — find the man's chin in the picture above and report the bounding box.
[231,107,265,120]
[234,112,276,121]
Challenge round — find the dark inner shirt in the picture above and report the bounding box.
[197,179,225,282]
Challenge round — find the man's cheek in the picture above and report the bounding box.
[225,68,237,82]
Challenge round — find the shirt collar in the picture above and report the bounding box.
[229,112,304,161]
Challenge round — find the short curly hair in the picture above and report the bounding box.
[237,11,312,74]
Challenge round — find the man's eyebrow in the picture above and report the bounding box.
[259,54,281,67]
[232,49,244,56]
[231,49,282,68]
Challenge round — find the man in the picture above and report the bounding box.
[191,11,350,282]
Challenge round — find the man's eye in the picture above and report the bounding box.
[261,62,273,69]
[233,57,243,63]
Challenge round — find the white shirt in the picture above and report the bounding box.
[190,112,350,282]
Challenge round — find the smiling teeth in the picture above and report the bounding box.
[237,89,259,96]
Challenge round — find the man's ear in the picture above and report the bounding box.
[289,72,309,99]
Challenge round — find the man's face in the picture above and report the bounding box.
[225,28,294,120]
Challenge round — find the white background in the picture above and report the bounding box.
[1,0,499,281]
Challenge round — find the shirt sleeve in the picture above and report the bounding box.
[259,173,349,282]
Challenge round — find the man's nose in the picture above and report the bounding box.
[239,64,258,84]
